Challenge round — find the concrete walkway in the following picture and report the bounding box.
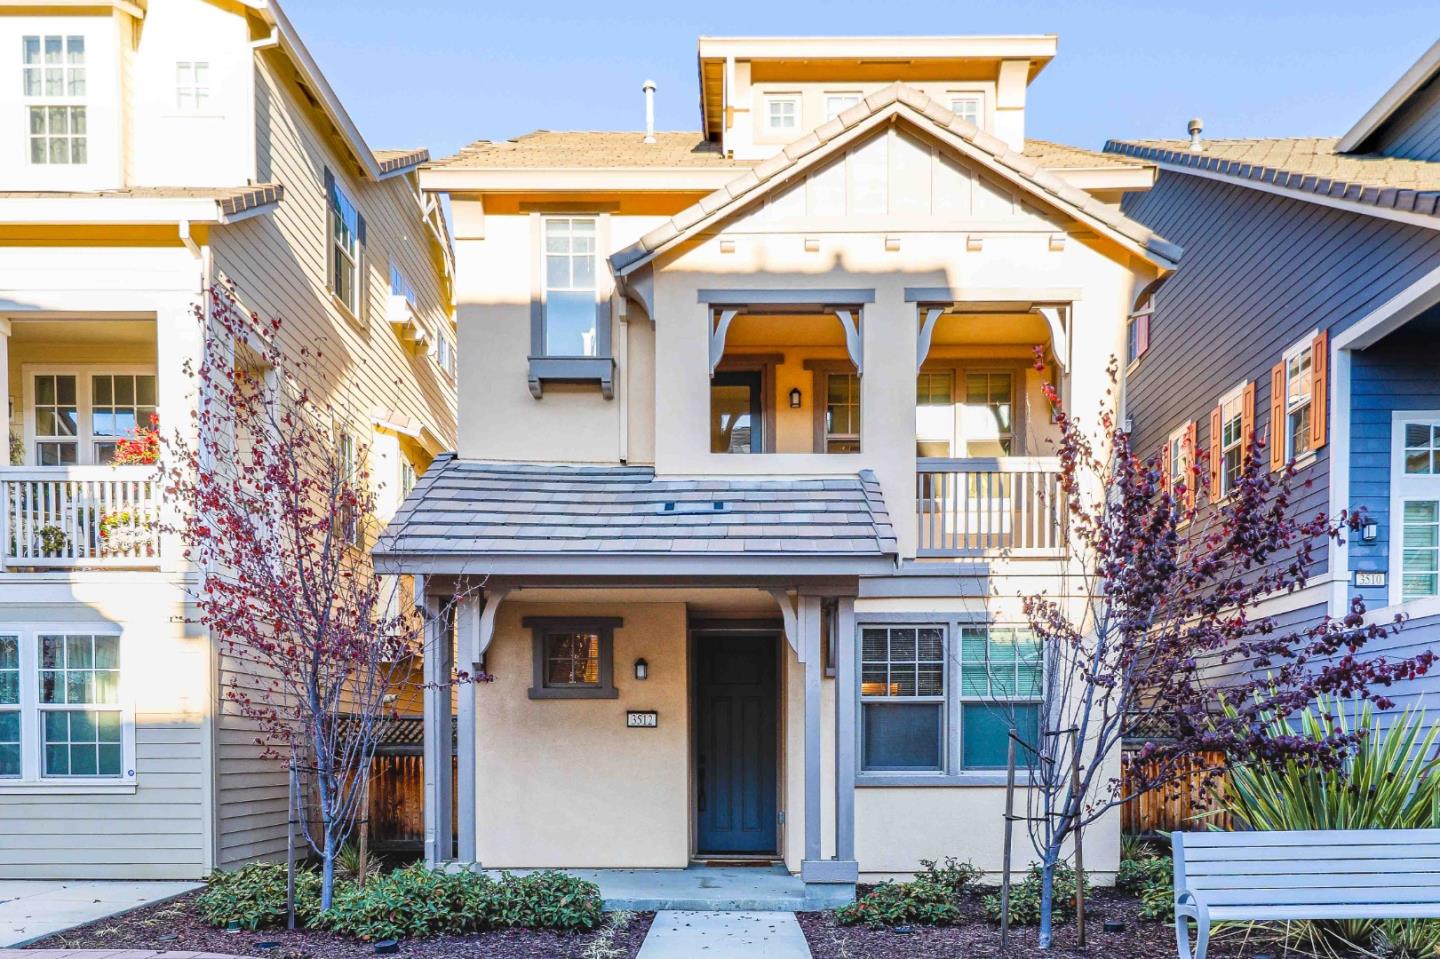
[546,864,850,911]
[0,881,200,947]
[636,911,812,959]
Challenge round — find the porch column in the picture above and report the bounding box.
[454,594,480,863]
[422,593,455,866]
[800,595,822,869]
[801,593,860,892]
[0,319,11,453]
[834,597,857,866]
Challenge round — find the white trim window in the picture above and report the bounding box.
[1283,337,1315,461]
[337,430,362,546]
[434,329,457,379]
[1167,423,1189,491]
[400,460,417,498]
[825,371,861,453]
[949,94,983,126]
[22,35,87,165]
[1394,415,1440,604]
[958,625,1042,769]
[389,261,416,305]
[0,628,134,786]
[860,625,946,772]
[542,216,598,357]
[326,169,365,318]
[1218,384,1247,497]
[175,61,210,112]
[765,94,800,132]
[823,92,861,121]
[25,367,157,466]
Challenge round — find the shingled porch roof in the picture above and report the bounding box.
[373,456,899,577]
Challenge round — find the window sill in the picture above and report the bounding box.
[0,780,137,795]
[331,292,365,331]
[1290,451,1318,471]
[858,771,1035,788]
[527,685,619,700]
[527,356,615,400]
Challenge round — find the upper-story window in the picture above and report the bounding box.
[23,35,87,165]
[326,170,365,319]
[765,94,800,133]
[542,217,598,356]
[175,61,210,112]
[963,372,1013,456]
[916,371,954,458]
[1218,385,1247,497]
[1396,418,1440,603]
[824,93,860,121]
[400,460,417,499]
[29,370,156,466]
[91,374,157,463]
[1283,341,1314,460]
[824,372,861,453]
[389,262,416,304]
[949,95,982,126]
[435,329,457,380]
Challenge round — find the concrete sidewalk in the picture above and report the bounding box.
[636,911,812,958]
[0,881,200,947]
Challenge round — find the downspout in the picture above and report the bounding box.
[616,294,629,464]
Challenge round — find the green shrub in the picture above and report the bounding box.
[312,865,603,941]
[834,857,979,929]
[1372,919,1440,959]
[1116,855,1174,921]
[196,862,323,930]
[982,862,1088,926]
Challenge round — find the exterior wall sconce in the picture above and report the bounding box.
[1362,522,1379,542]
[634,658,648,681]
[789,387,802,409]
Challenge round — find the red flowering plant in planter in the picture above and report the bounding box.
[996,350,1431,949]
[111,413,160,466]
[160,285,483,911]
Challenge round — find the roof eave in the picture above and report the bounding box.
[373,551,899,578]
[0,194,281,226]
[1338,39,1440,154]
[418,166,742,194]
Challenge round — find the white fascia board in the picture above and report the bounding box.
[1338,39,1440,154]
[696,35,1058,63]
[418,166,744,194]
[1047,166,1156,192]
[0,197,265,225]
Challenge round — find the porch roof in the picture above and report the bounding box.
[373,456,899,576]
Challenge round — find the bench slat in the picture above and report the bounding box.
[1196,887,1440,907]
[1189,873,1440,892]
[1184,844,1440,863]
[1208,904,1440,922]
[1187,858,1440,877]
[1180,828,1440,848]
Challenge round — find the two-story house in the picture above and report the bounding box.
[0,0,456,879]
[377,35,1178,904]
[1105,40,1440,727]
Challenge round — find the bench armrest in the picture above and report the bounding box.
[1175,889,1210,923]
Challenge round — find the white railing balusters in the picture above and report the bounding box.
[0,467,160,569]
[915,457,1064,557]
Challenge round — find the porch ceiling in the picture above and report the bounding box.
[9,318,156,347]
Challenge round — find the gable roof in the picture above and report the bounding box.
[1103,137,1440,219]
[373,457,899,576]
[429,131,746,171]
[1340,39,1440,154]
[609,83,1181,275]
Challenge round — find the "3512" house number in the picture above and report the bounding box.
[627,711,658,728]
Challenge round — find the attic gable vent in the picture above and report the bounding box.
[661,501,729,514]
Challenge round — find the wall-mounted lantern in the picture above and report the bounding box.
[1362,522,1379,542]
[634,658,649,681]
[789,387,802,409]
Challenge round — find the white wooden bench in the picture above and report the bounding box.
[1173,829,1440,959]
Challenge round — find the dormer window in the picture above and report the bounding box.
[824,93,860,121]
[949,95,982,127]
[765,95,800,132]
[23,35,87,165]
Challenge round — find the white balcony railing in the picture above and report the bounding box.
[916,457,1064,557]
[2,467,161,570]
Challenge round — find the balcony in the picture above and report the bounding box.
[2,469,161,571]
[916,457,1064,557]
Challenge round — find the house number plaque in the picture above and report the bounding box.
[627,711,658,728]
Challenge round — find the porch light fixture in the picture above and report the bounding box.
[1362,521,1379,542]
[789,387,802,409]
[634,658,649,681]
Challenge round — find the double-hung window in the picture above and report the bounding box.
[1396,417,1440,603]
[27,369,157,466]
[326,170,364,318]
[175,61,209,112]
[962,372,1014,456]
[861,626,946,771]
[1218,386,1246,497]
[23,35,87,165]
[824,372,861,453]
[0,629,132,785]
[958,626,1043,769]
[542,217,598,356]
[91,374,157,463]
[336,430,362,546]
[1283,341,1314,460]
[916,371,954,458]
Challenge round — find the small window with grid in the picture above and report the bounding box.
[39,634,123,778]
[959,626,1042,769]
[860,626,945,772]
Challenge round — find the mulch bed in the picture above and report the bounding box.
[25,891,655,959]
[799,887,1283,959]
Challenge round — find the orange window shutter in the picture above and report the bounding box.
[1311,330,1329,450]
[1160,440,1172,492]
[1136,312,1151,358]
[1209,406,1222,498]
[1270,361,1286,471]
[1185,420,1199,508]
[1242,381,1257,454]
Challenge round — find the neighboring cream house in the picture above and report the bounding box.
[0,0,455,878]
[379,36,1178,903]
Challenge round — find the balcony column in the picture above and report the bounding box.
[0,318,10,462]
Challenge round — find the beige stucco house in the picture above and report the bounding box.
[377,35,1179,902]
[0,0,455,878]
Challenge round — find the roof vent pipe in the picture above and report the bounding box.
[643,80,657,144]
[1187,117,1204,152]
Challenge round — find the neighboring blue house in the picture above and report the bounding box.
[1105,39,1440,716]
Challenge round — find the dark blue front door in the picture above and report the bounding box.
[695,633,778,855]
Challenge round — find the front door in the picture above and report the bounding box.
[694,633,778,855]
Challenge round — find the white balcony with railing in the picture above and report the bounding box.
[915,457,1064,557]
[1,467,162,570]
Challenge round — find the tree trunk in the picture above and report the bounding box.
[321,828,337,911]
[1037,857,1056,949]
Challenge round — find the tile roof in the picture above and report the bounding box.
[1022,139,1144,169]
[429,131,746,170]
[0,184,285,214]
[611,83,1181,272]
[375,456,899,565]
[1104,137,1440,218]
[374,148,430,174]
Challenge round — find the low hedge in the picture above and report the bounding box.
[196,862,323,931]
[835,857,980,929]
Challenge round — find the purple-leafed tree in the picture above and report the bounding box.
[162,286,467,909]
[1008,352,1431,949]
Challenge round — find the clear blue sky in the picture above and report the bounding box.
[285,0,1436,160]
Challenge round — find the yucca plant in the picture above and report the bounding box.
[1220,695,1440,956]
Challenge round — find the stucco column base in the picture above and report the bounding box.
[801,859,859,883]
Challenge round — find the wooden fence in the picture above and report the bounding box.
[1121,749,1232,835]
